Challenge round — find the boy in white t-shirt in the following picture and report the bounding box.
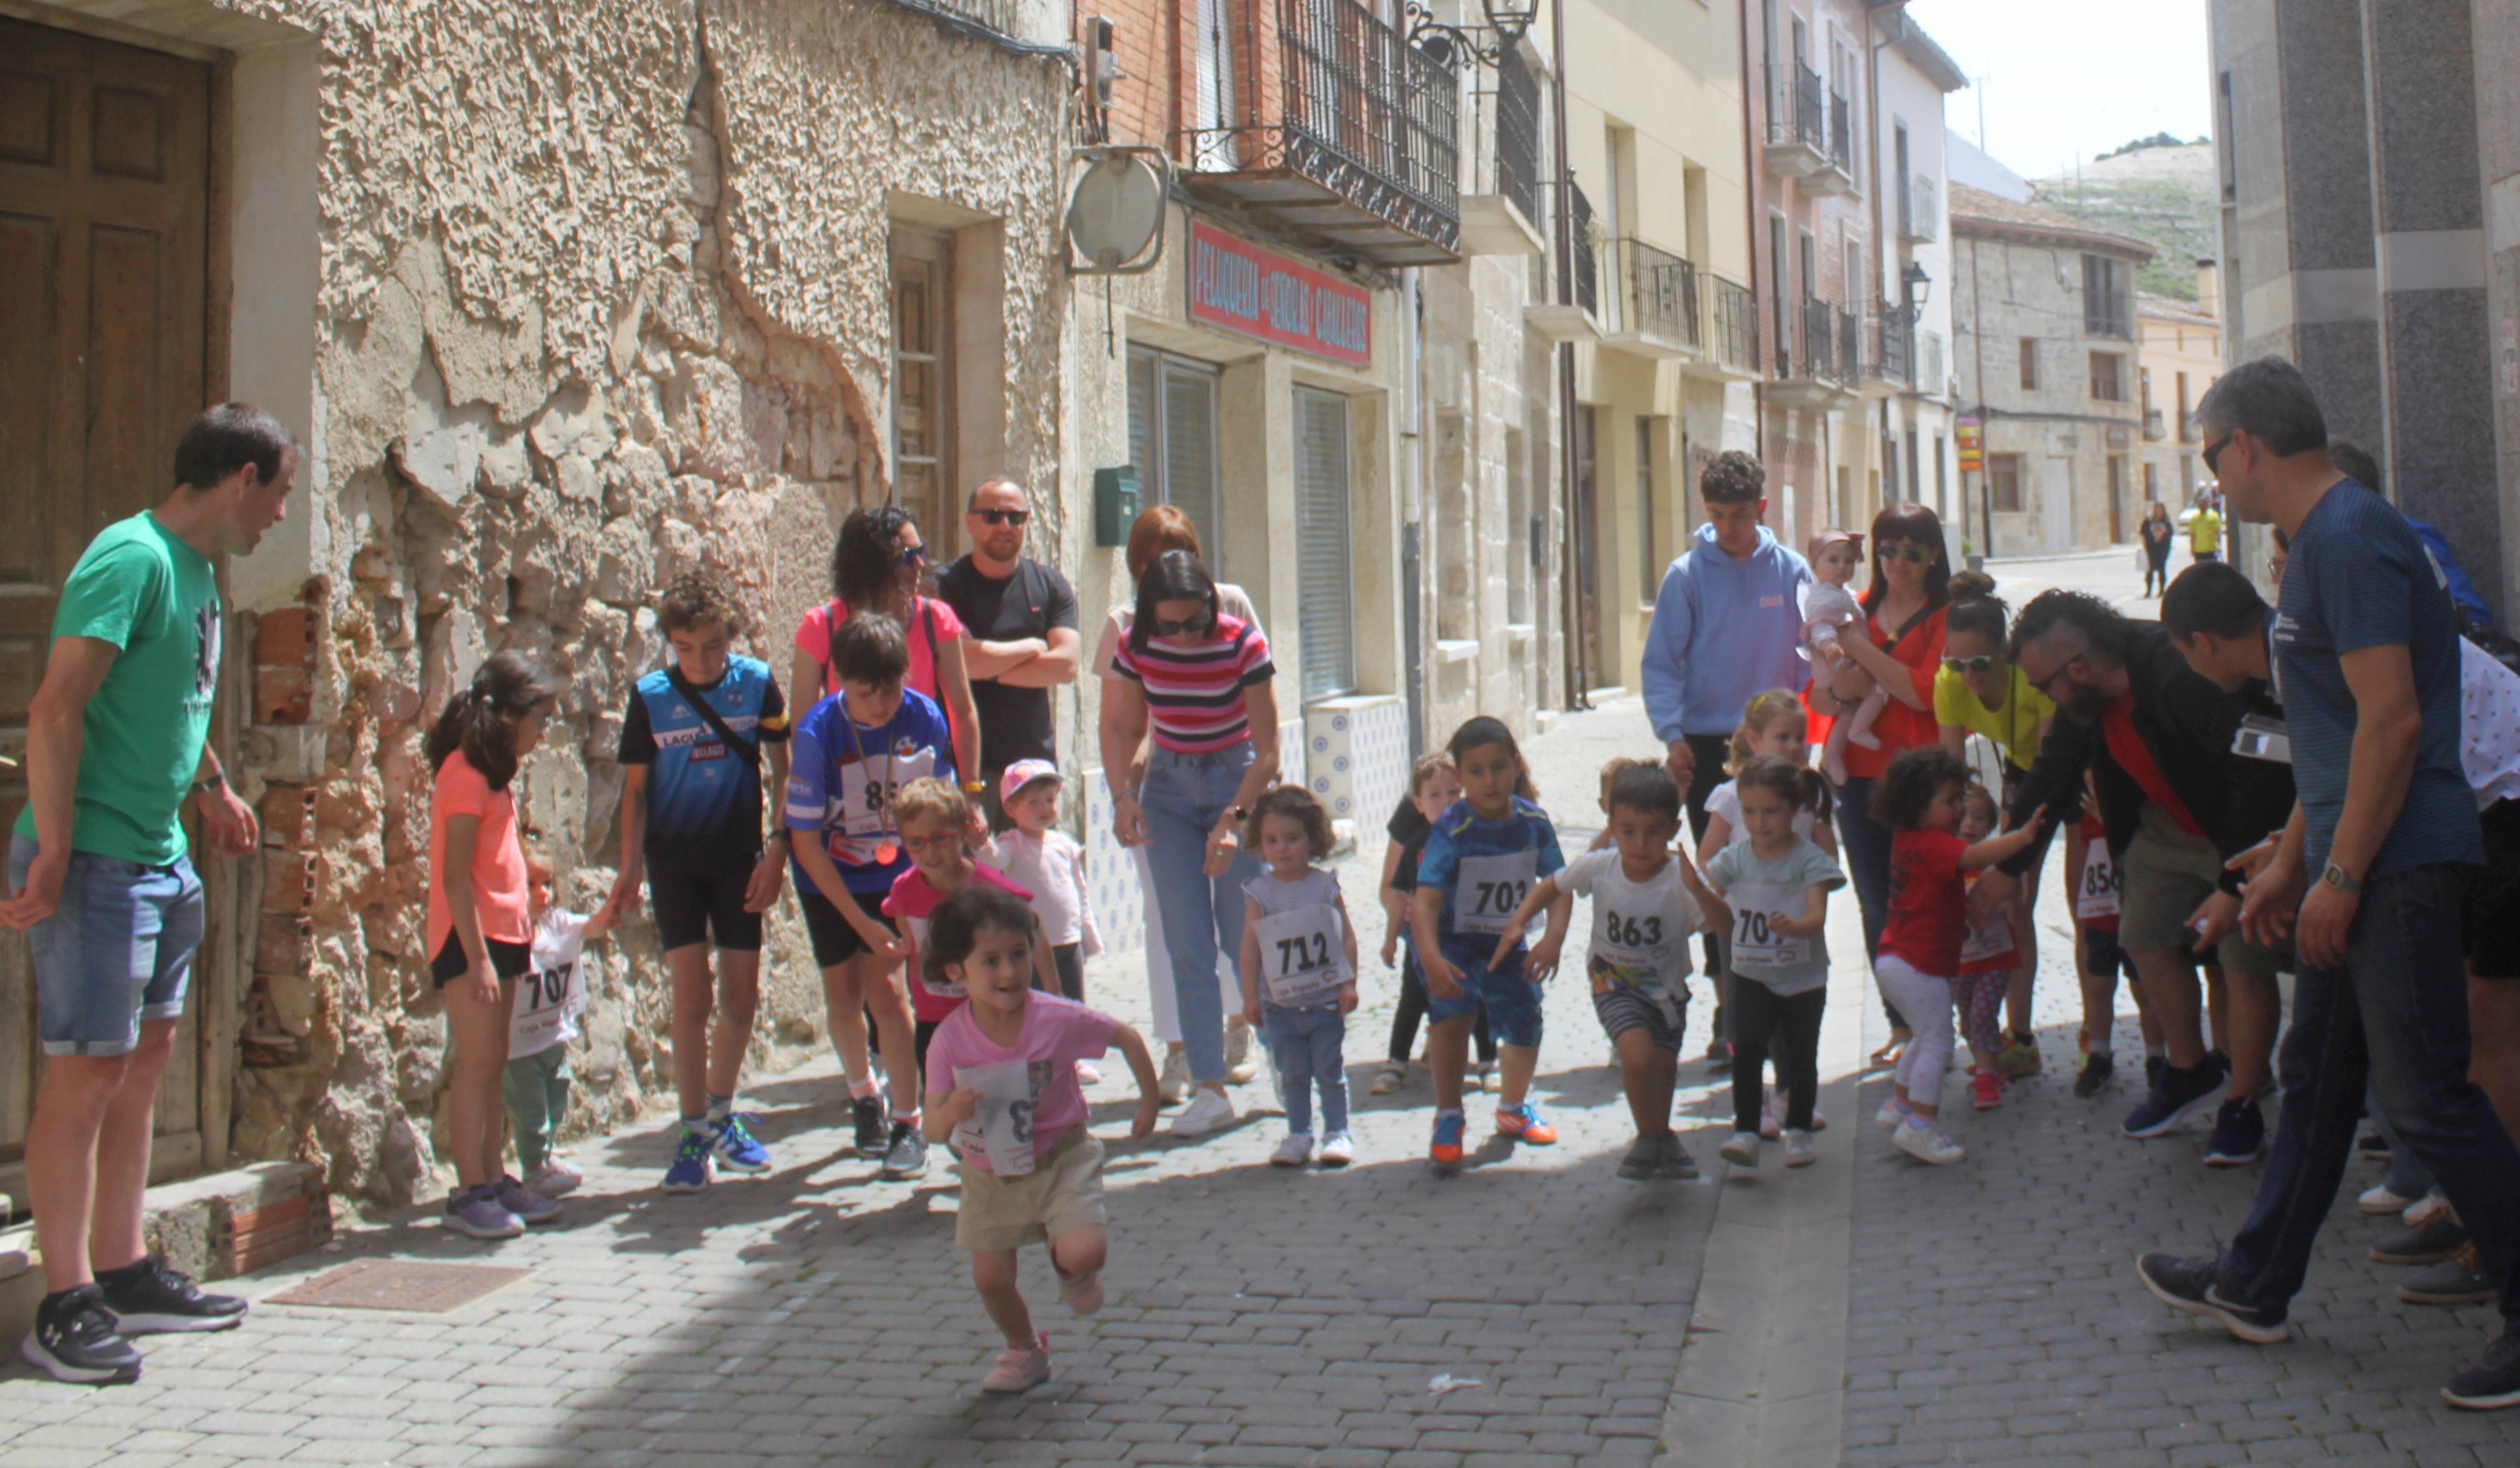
[1494,763,1722,1182]
[505,849,611,1198]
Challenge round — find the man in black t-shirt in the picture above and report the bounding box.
[937,477,1081,827]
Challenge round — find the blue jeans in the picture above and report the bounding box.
[1140,744,1264,1085]
[1264,1002,1349,1136]
[8,834,203,1057]
[2219,863,2520,1326]
[1834,774,1905,1030]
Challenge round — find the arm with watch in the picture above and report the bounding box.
[189,747,259,858]
[2285,642,2424,967]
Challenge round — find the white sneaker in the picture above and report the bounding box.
[1783,1130,1817,1168]
[1271,1133,1313,1167]
[1891,1121,1966,1165]
[2404,1192,2452,1229]
[1369,1063,1406,1096]
[1874,1101,1909,1131]
[1319,1131,1356,1167]
[1158,1047,1189,1105]
[1719,1131,1760,1169]
[1225,1024,1260,1085]
[1076,1060,1102,1086]
[2359,1181,2420,1216]
[523,1158,583,1197]
[1171,1088,1236,1138]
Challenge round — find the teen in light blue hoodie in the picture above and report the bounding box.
[1641,469,1814,747]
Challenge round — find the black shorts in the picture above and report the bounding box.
[2082,924,2135,982]
[800,886,896,969]
[649,857,763,952]
[2465,800,2520,980]
[429,933,533,987]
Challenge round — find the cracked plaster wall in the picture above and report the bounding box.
[214,0,1070,1209]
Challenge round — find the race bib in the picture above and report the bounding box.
[836,750,937,837]
[2076,843,2123,920]
[1251,903,1350,1004]
[1961,914,2016,966]
[1591,904,1675,971]
[510,918,590,1054]
[1454,851,1540,936]
[1725,882,1812,970]
[951,1058,1040,1177]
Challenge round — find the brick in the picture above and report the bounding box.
[255,661,312,724]
[253,605,319,667]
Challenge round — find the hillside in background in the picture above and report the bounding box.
[2031,140,2219,301]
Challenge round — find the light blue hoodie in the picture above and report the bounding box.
[1640,524,1814,742]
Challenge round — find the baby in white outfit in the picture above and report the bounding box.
[1804,529,1885,784]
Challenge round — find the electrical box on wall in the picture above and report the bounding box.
[1094,466,1141,547]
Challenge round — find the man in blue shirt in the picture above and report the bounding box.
[2134,357,2520,1411]
[1639,451,1811,1007]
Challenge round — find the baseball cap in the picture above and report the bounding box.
[998,760,1063,807]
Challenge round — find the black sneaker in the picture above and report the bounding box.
[880,1120,929,1180]
[2400,1247,2496,1307]
[2074,1051,2115,1099]
[2144,1054,2166,1091]
[2135,1252,2291,1344]
[17,1285,143,1384]
[2443,1331,2520,1411]
[2202,1097,2266,1166]
[95,1254,246,1336]
[2121,1054,2228,1139]
[2372,1213,2470,1266]
[852,1094,886,1158]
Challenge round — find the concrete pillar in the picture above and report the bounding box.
[2363,0,2503,614]
[2469,0,2520,622]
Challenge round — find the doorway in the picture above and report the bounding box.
[1,16,216,1187]
[1572,407,1603,691]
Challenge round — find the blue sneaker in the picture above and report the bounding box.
[709,1113,772,1173]
[2203,1097,2266,1166]
[1429,1111,1465,1168]
[662,1129,713,1194]
[2121,1054,2228,1139]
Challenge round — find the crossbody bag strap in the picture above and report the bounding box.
[667,668,760,767]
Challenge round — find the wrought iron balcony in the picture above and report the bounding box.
[1900,176,1938,242]
[1707,272,1761,377]
[1603,237,1702,358]
[1763,63,1830,180]
[1862,305,1914,395]
[1773,297,1856,406]
[1829,92,1852,173]
[1459,40,1545,254]
[1174,0,1463,269]
[1570,181,1598,317]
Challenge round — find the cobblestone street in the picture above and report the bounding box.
[5,552,2514,1466]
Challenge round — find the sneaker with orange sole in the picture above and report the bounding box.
[1496,1103,1559,1146]
[1429,1110,1466,1168]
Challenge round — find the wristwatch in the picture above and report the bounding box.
[191,772,227,797]
[2319,861,2360,894]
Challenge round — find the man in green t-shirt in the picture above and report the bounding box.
[2,403,296,1384]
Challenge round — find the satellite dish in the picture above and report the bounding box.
[1066,148,1166,276]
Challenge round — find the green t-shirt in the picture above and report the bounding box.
[14,512,220,865]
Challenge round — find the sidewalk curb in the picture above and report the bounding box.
[1659,954,1869,1468]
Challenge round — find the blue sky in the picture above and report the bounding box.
[1904,0,2215,180]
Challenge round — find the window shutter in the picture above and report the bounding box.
[1161,360,1221,568]
[1292,386,1356,701]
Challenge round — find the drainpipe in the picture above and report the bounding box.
[1739,0,1766,466]
[1552,0,1587,711]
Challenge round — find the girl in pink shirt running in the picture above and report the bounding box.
[922,885,1158,1394]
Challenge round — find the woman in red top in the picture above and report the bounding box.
[1813,504,1952,1061]
[790,506,983,789]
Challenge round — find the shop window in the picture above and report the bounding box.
[1988,453,2024,513]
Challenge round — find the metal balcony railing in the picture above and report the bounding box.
[1568,181,1598,316]
[1612,237,1702,348]
[1839,307,1862,385]
[1492,42,1543,230]
[1771,62,1824,150]
[1796,297,1837,381]
[1828,91,1852,173]
[1900,176,1938,242]
[1174,0,1462,264]
[1872,305,1914,385]
[1708,272,1760,374]
[2144,408,2168,441]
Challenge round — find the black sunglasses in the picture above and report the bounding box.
[898,543,929,567]
[1879,542,1933,565]
[2202,431,2235,476]
[1150,613,1214,638]
[974,508,1029,527]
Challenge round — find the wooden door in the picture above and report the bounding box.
[0,17,213,1184]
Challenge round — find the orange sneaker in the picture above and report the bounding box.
[1429,1110,1465,1167]
[1495,1103,1559,1146]
[1972,1070,2005,1110]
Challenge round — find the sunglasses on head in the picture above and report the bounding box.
[898,543,929,567]
[1879,542,1933,565]
[1941,654,1997,673]
[974,508,1029,527]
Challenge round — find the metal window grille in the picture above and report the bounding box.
[1292,386,1356,699]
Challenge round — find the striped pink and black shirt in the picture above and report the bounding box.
[1111,613,1275,754]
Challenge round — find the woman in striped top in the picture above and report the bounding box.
[1100,550,1282,1138]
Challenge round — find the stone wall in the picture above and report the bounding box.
[223,0,1071,1211]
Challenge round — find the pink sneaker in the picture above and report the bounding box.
[1971,1070,2005,1111]
[981,1331,1051,1393]
[1058,1268,1104,1317]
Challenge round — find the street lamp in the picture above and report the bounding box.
[1404,2,1538,69]
[1901,260,1931,308]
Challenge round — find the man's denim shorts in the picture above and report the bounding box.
[8,833,204,1057]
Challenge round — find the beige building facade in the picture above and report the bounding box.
[2135,264,2224,514]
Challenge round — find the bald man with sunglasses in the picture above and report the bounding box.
[939,477,1081,830]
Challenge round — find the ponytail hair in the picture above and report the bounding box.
[1735,753,1833,825]
[424,651,556,792]
[1727,689,1809,775]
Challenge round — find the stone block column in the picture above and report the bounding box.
[2364,0,2504,616]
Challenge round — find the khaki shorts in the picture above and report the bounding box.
[955,1130,1108,1252]
[2119,802,2289,974]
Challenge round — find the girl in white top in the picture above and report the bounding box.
[983,759,1104,1082]
[1235,787,1360,1168]
[1696,689,1839,863]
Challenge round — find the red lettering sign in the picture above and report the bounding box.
[1186,221,1373,368]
